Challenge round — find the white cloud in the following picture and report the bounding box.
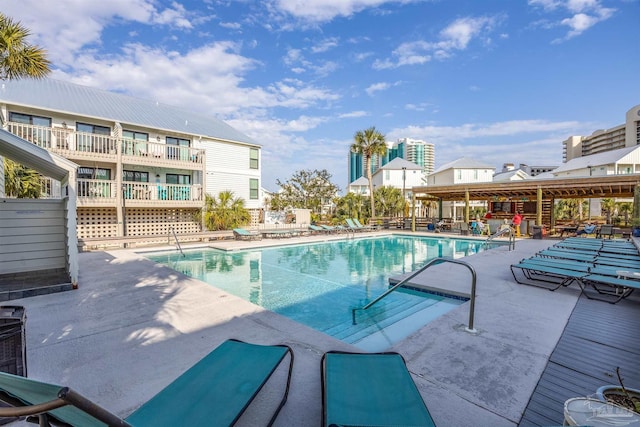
[339,111,368,118]
[310,37,340,53]
[270,0,419,23]
[373,15,501,69]
[365,81,401,96]
[528,0,616,41]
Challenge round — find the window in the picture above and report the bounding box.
[123,170,149,182]
[456,170,462,180]
[76,122,111,152]
[77,167,111,197]
[8,112,52,146]
[9,112,51,127]
[250,148,259,169]
[250,178,259,200]
[77,167,111,180]
[166,174,191,185]
[166,137,190,160]
[474,170,478,179]
[122,130,149,155]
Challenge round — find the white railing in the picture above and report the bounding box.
[39,177,62,199]
[77,179,116,199]
[76,180,203,202]
[6,122,205,164]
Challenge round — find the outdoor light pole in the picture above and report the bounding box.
[402,166,407,208]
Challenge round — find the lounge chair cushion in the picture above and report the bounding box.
[322,351,434,427]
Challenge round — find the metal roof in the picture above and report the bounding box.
[431,156,495,174]
[552,145,639,174]
[378,157,423,171]
[0,78,257,146]
[413,174,640,201]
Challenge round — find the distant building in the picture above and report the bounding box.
[426,157,495,219]
[347,137,434,187]
[393,138,435,176]
[563,104,640,161]
[497,163,557,178]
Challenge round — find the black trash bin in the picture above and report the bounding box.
[532,225,545,239]
[0,306,26,377]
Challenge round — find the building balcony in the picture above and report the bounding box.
[76,179,203,207]
[6,122,205,170]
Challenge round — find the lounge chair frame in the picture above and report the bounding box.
[0,339,293,427]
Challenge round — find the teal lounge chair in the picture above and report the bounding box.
[309,224,327,234]
[0,339,293,427]
[233,228,262,241]
[322,351,435,427]
[353,218,373,231]
[344,218,364,232]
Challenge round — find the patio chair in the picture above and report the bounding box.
[321,351,435,427]
[596,224,615,239]
[0,339,293,427]
[233,228,262,241]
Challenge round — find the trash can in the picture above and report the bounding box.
[0,306,27,377]
[532,225,545,239]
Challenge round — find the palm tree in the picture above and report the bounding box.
[1,13,51,197]
[202,191,251,231]
[350,127,386,219]
[3,157,41,197]
[0,13,51,80]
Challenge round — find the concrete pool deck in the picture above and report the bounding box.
[6,232,606,426]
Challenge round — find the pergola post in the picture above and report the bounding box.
[537,186,543,226]
[464,189,470,223]
[411,192,416,232]
[633,184,640,221]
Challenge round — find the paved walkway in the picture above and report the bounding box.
[5,232,634,426]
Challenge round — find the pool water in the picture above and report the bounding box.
[145,235,499,350]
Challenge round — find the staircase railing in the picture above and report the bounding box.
[351,257,478,333]
[169,227,185,257]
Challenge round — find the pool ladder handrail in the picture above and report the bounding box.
[169,227,185,257]
[484,227,515,251]
[351,257,478,333]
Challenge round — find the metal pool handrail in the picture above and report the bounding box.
[351,257,478,333]
[169,227,185,257]
[484,227,515,251]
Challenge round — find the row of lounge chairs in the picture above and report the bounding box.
[0,339,435,427]
[511,237,640,303]
[233,219,376,241]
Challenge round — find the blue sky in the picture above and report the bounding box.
[2,0,638,192]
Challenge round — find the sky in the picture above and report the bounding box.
[2,0,638,193]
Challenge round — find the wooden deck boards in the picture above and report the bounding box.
[519,295,640,426]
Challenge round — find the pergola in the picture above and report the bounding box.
[410,174,640,229]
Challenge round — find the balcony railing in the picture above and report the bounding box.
[74,179,202,204]
[122,182,203,202]
[6,122,205,165]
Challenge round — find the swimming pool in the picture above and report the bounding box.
[145,235,500,350]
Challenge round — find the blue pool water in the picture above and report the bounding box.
[145,235,500,349]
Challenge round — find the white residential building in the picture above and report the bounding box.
[426,157,495,219]
[0,78,262,239]
[371,157,424,199]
